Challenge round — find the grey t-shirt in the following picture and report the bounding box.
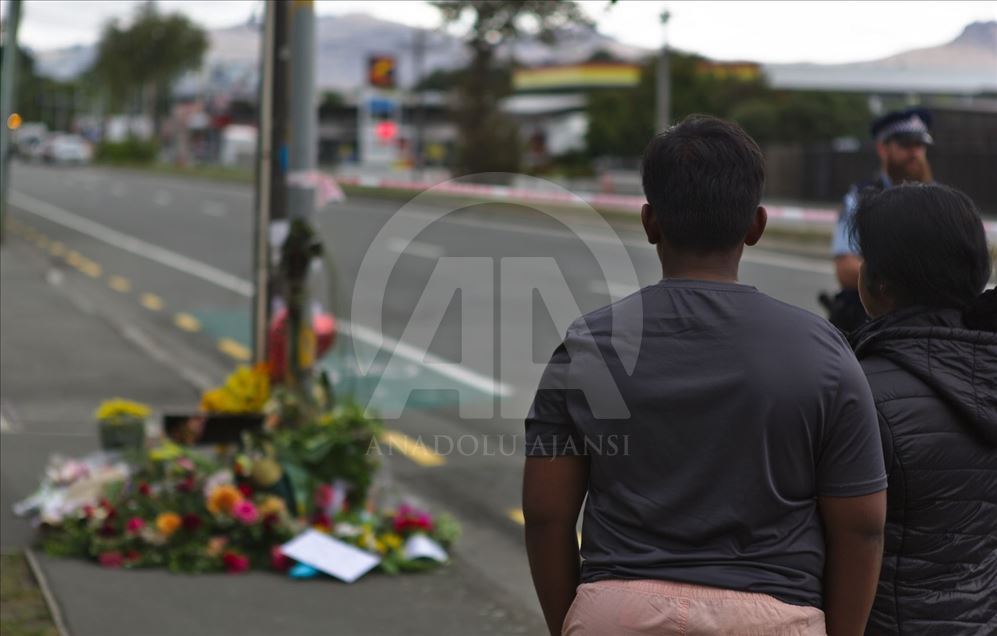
[525,278,887,608]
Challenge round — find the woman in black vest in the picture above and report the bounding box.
[848,183,996,635]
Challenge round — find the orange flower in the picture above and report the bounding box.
[258,496,286,518]
[155,512,182,537]
[207,484,243,515]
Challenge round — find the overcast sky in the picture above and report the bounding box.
[4,1,995,64]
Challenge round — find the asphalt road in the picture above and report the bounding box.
[5,160,837,620]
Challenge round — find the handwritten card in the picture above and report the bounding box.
[281,529,380,583]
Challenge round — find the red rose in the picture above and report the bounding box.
[81,505,95,519]
[270,546,291,572]
[138,482,152,496]
[176,475,196,493]
[311,511,331,528]
[100,499,118,520]
[98,551,124,568]
[222,551,250,574]
[124,550,142,564]
[182,513,202,531]
[125,517,146,534]
[237,483,254,498]
[99,523,117,537]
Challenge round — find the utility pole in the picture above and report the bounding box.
[0,0,23,244]
[270,0,288,225]
[251,0,277,365]
[654,10,671,133]
[284,0,318,394]
[412,28,426,181]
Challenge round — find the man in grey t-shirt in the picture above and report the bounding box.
[523,116,887,636]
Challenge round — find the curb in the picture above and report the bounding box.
[25,548,72,636]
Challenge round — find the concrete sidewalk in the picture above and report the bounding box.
[0,235,545,635]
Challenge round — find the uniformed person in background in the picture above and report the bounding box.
[821,108,935,331]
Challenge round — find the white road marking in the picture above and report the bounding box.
[11,190,254,297]
[345,322,513,397]
[387,237,444,260]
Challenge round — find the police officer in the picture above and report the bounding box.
[822,108,935,331]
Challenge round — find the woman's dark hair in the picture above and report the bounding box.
[641,115,765,252]
[851,183,994,327]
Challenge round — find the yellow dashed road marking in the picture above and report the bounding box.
[36,236,50,249]
[174,312,201,332]
[140,293,164,311]
[49,242,66,257]
[65,250,83,267]
[78,259,102,278]
[108,275,131,293]
[381,430,446,467]
[218,338,251,362]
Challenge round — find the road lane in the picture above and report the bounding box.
[9,162,836,404]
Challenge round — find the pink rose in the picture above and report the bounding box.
[126,517,146,534]
[314,484,333,509]
[232,500,259,525]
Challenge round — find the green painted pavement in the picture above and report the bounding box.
[190,308,493,413]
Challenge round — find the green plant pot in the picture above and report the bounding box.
[98,419,146,451]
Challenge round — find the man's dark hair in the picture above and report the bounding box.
[641,115,765,252]
[851,183,992,310]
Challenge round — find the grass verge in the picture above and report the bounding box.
[0,552,59,636]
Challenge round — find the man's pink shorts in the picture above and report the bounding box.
[562,579,826,635]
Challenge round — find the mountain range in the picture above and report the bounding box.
[29,15,997,96]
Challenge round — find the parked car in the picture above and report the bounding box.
[41,134,93,165]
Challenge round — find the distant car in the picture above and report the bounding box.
[41,134,93,165]
[13,122,48,158]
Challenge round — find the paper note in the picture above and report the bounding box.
[281,529,380,583]
[403,533,448,563]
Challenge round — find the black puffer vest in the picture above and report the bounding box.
[852,308,997,635]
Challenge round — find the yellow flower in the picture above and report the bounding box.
[95,398,151,424]
[360,528,377,552]
[148,441,183,462]
[200,365,270,414]
[258,496,286,518]
[381,533,403,552]
[207,484,243,515]
[155,512,182,537]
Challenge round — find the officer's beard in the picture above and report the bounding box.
[886,155,933,184]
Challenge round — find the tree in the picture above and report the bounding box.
[432,0,592,176]
[585,50,869,158]
[92,1,207,133]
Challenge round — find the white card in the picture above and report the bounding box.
[281,529,381,583]
[403,533,448,563]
